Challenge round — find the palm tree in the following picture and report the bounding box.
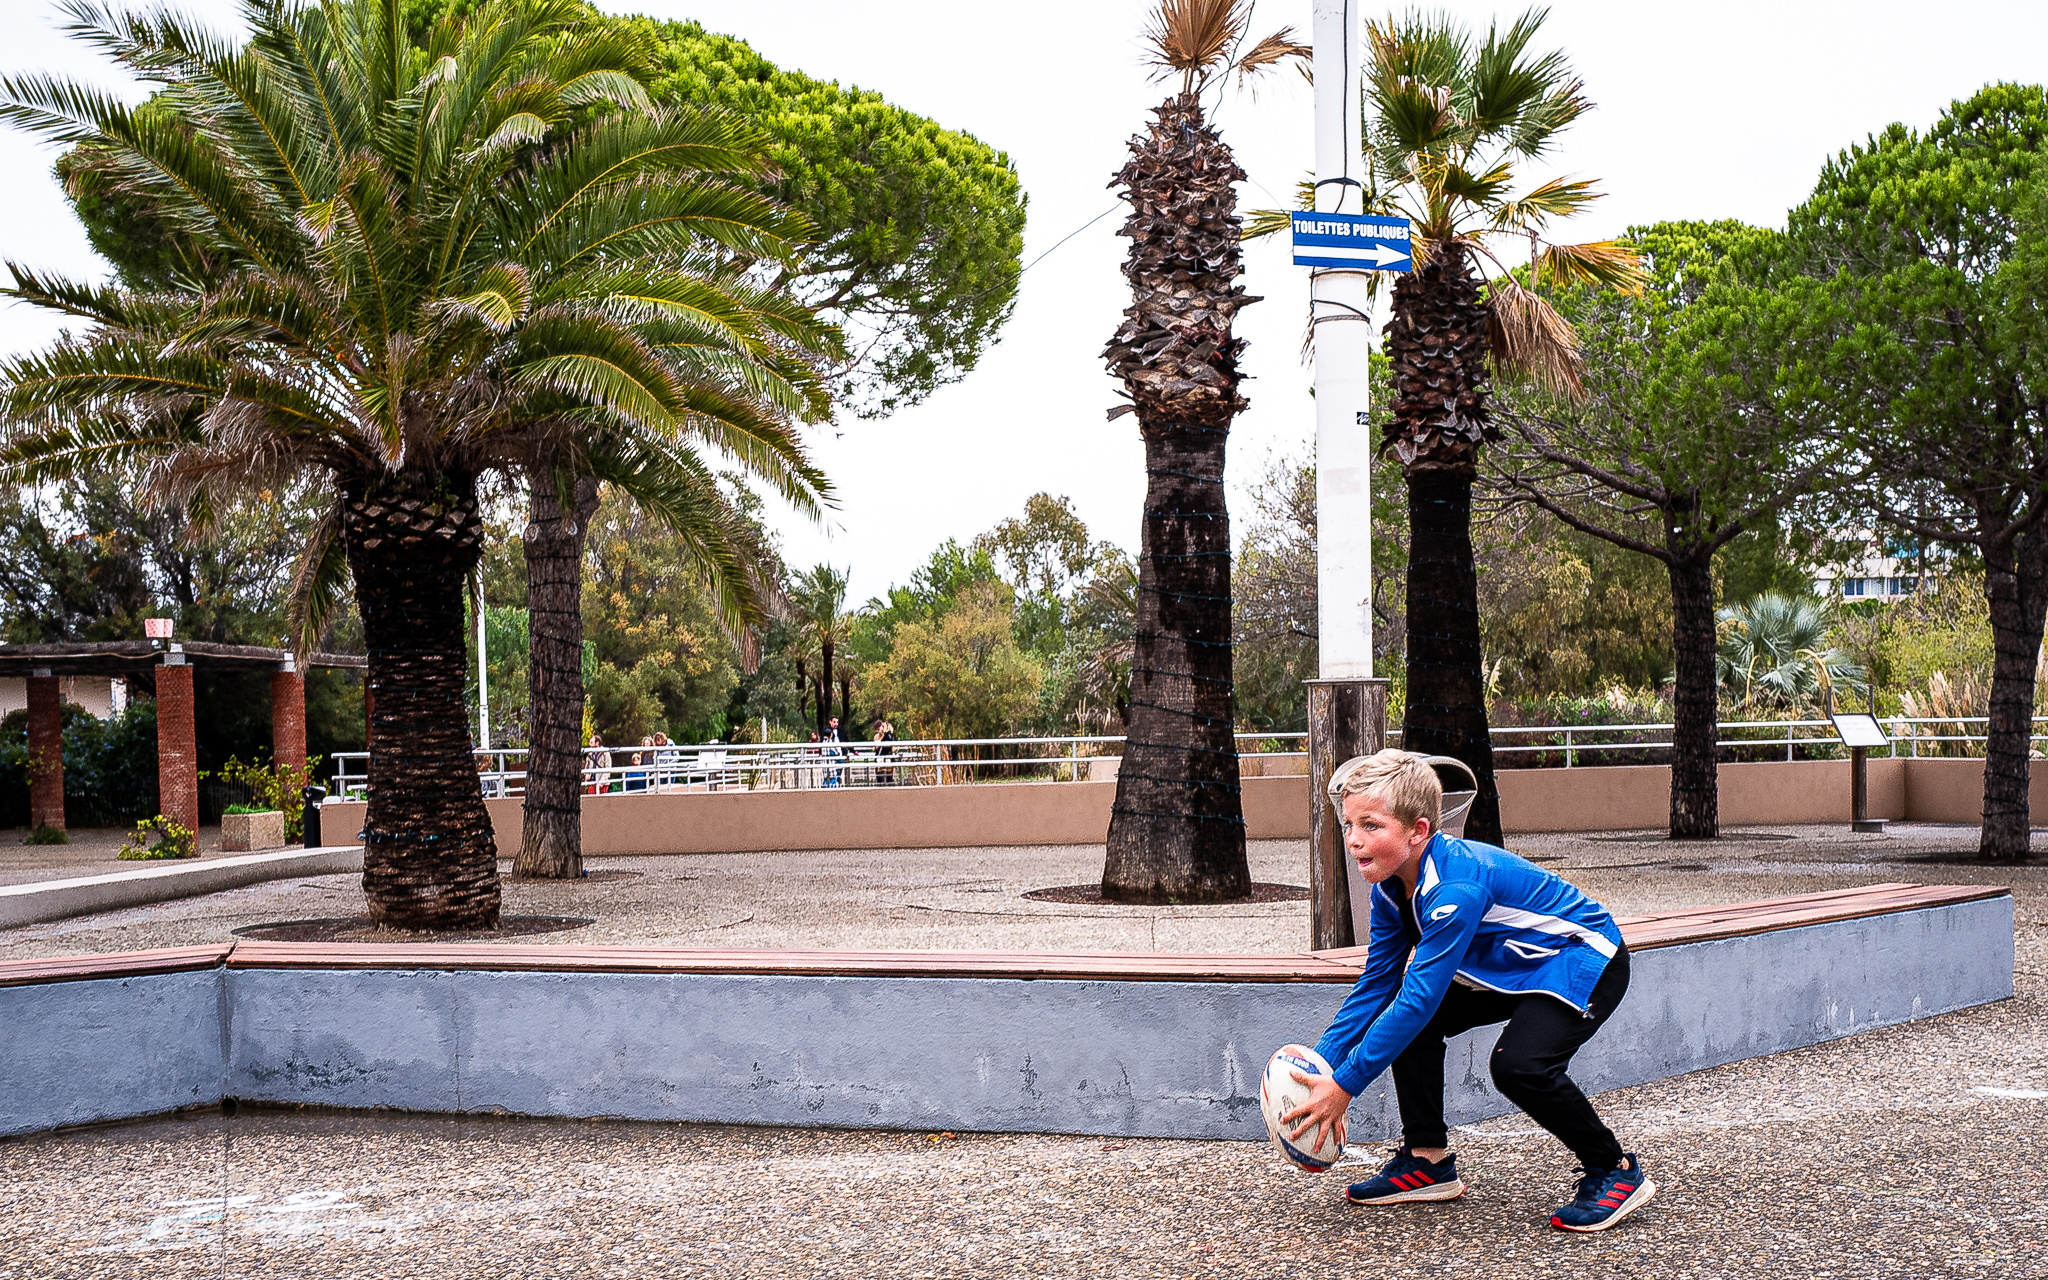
[0,0,832,927]
[787,563,851,738]
[1715,594,1866,715]
[1345,8,1640,843]
[1099,0,1305,904]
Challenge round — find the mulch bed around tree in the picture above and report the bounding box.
[1023,883,1310,906]
[232,916,594,943]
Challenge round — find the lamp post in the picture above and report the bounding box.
[1304,0,1389,950]
[474,574,491,752]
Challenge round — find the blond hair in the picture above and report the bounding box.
[1337,749,1443,830]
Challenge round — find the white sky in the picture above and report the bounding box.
[5,0,2048,604]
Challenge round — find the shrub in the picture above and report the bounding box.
[0,701,160,829]
[117,814,196,860]
[1490,687,1673,769]
[23,823,68,845]
[206,755,321,841]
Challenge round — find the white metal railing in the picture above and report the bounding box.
[328,732,1309,799]
[324,716,2034,799]
[1478,715,2042,766]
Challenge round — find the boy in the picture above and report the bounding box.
[1281,750,1656,1232]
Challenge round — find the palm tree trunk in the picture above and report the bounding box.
[1980,545,2048,859]
[516,471,600,879]
[1103,419,1250,903]
[1385,242,1500,843]
[343,469,500,930]
[817,638,834,738]
[1668,551,1719,839]
[1400,470,1501,843]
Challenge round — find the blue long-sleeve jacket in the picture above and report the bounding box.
[1313,832,1623,1097]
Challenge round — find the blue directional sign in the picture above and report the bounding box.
[1291,211,1413,272]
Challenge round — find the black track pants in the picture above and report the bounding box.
[1391,945,1631,1170]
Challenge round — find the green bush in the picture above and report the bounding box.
[207,755,320,840]
[1490,688,1673,769]
[117,814,196,860]
[0,701,160,829]
[23,823,68,845]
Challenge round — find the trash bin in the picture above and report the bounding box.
[301,785,327,848]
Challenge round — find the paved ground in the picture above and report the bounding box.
[1,823,2042,1276]
[0,824,240,888]
[0,821,2038,958]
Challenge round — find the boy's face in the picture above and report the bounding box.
[1340,792,1433,885]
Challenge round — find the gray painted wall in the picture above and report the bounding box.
[1,897,2017,1142]
[0,969,226,1138]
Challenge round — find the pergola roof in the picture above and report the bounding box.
[0,641,365,678]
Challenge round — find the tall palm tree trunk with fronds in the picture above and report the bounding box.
[1386,243,1502,843]
[1101,94,1252,904]
[344,469,500,929]
[517,471,601,879]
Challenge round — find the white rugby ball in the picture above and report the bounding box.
[1259,1044,1343,1172]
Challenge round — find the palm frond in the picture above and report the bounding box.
[1143,0,1246,84]
[1234,29,1311,88]
[285,498,351,656]
[1486,271,1583,398]
[1537,240,1646,294]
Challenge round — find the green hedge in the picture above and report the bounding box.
[0,702,160,829]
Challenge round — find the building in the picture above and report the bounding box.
[1813,531,1923,602]
[0,675,125,719]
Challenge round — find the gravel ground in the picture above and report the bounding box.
[2,822,2041,1276]
[2,821,2039,959]
[0,825,238,888]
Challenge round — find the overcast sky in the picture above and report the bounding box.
[5,0,2048,604]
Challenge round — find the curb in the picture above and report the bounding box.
[0,846,365,928]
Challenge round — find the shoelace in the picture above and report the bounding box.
[1566,1165,1609,1204]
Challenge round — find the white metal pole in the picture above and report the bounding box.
[474,576,491,750]
[1312,0,1375,680]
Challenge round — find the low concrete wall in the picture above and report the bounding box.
[227,969,1336,1137]
[1428,895,2016,1131]
[321,757,2016,857]
[0,846,365,928]
[322,775,1312,859]
[0,968,226,1137]
[1,896,2014,1141]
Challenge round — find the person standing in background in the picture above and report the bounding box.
[874,720,897,786]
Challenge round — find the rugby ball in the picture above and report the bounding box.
[1259,1044,1344,1172]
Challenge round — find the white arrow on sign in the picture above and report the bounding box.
[1353,241,1411,269]
[1295,237,1412,271]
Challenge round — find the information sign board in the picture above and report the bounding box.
[1291,211,1413,272]
[1829,713,1889,749]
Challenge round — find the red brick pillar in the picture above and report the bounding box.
[272,669,306,775]
[156,661,200,833]
[26,673,64,833]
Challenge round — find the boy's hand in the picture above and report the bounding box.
[1280,1070,1351,1155]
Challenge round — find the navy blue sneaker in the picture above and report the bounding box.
[1344,1147,1467,1204]
[1550,1154,1656,1232]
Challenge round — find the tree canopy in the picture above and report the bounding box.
[1774,82,2048,858]
[633,19,1026,416]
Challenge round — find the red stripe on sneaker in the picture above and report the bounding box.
[1597,1197,1624,1208]
[1613,1182,1634,1192]
[1412,1171,1435,1185]
[1389,1174,1412,1190]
